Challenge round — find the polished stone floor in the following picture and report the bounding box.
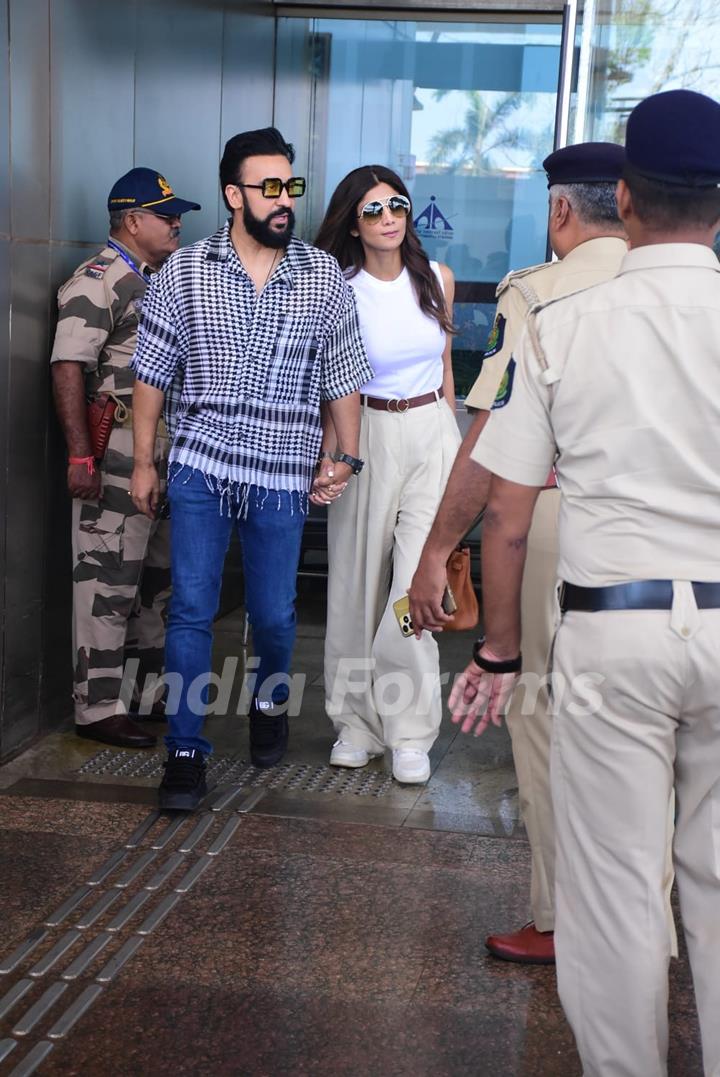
[0,582,704,1076]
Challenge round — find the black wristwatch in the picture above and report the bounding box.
[472,638,522,673]
[334,452,364,475]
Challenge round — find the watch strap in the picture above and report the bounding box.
[335,452,364,474]
[472,638,522,674]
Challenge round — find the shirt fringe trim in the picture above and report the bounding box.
[168,463,308,519]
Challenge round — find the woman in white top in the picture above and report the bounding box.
[313,165,461,783]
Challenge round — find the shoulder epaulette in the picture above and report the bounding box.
[524,285,600,402]
[526,277,603,320]
[85,262,109,280]
[82,247,116,280]
[495,260,552,299]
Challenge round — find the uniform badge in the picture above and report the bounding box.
[85,263,107,279]
[483,313,506,359]
[491,358,516,410]
[158,175,174,197]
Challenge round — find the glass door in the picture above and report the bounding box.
[275,15,563,395]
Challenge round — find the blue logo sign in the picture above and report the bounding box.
[413,196,453,237]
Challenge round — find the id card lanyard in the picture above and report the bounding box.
[107,239,152,282]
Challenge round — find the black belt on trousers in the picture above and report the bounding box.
[559,580,720,612]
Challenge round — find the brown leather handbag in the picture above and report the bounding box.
[443,544,480,631]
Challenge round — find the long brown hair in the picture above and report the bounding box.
[314,165,454,334]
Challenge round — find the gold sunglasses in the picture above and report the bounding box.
[237,177,306,198]
[358,194,412,223]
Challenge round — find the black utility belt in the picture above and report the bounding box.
[560,580,720,613]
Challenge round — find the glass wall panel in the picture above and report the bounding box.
[276,16,562,396]
[135,4,225,247]
[575,0,720,143]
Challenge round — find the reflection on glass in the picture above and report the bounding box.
[453,301,497,398]
[409,24,560,281]
[579,0,720,142]
[276,15,562,392]
[283,17,562,283]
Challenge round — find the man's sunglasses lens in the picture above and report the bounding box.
[261,177,306,198]
[361,196,411,219]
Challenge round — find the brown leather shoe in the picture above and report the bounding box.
[75,715,157,748]
[485,921,555,965]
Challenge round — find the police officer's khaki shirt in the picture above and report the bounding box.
[472,243,720,586]
[465,237,627,411]
[51,239,151,399]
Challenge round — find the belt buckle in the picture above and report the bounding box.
[387,397,410,413]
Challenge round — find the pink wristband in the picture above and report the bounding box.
[68,456,96,475]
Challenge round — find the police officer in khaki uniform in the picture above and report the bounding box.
[51,168,200,747]
[456,89,720,1076]
[409,142,626,963]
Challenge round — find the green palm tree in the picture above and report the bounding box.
[428,91,528,172]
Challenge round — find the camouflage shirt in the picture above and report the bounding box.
[50,238,152,399]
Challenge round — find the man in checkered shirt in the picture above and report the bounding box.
[129,127,373,810]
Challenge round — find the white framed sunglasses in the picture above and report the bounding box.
[358,194,412,223]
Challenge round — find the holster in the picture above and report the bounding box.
[86,393,129,461]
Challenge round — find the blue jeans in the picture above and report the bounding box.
[164,468,306,755]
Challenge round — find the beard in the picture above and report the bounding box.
[242,202,295,249]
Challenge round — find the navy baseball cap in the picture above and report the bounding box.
[625,89,720,187]
[108,167,201,215]
[543,142,625,188]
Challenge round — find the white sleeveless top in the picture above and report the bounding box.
[349,262,446,399]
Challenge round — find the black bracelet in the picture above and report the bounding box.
[472,638,522,673]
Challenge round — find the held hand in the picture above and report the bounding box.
[448,660,519,736]
[129,463,160,519]
[310,458,350,506]
[67,462,101,500]
[408,553,453,636]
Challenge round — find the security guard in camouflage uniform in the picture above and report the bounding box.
[409,143,626,962]
[50,168,200,748]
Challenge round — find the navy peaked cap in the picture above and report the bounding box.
[108,167,201,215]
[625,89,720,187]
[543,142,625,188]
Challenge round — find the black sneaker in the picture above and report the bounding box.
[249,699,289,768]
[158,749,207,811]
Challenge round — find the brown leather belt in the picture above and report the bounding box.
[361,386,444,413]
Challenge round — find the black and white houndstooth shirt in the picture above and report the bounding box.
[131,222,373,495]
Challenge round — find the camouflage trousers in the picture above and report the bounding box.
[71,424,170,725]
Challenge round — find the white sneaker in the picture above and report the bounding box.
[330,740,376,768]
[392,748,431,784]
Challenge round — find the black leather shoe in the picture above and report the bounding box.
[75,715,157,748]
[249,699,289,768]
[158,749,207,811]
